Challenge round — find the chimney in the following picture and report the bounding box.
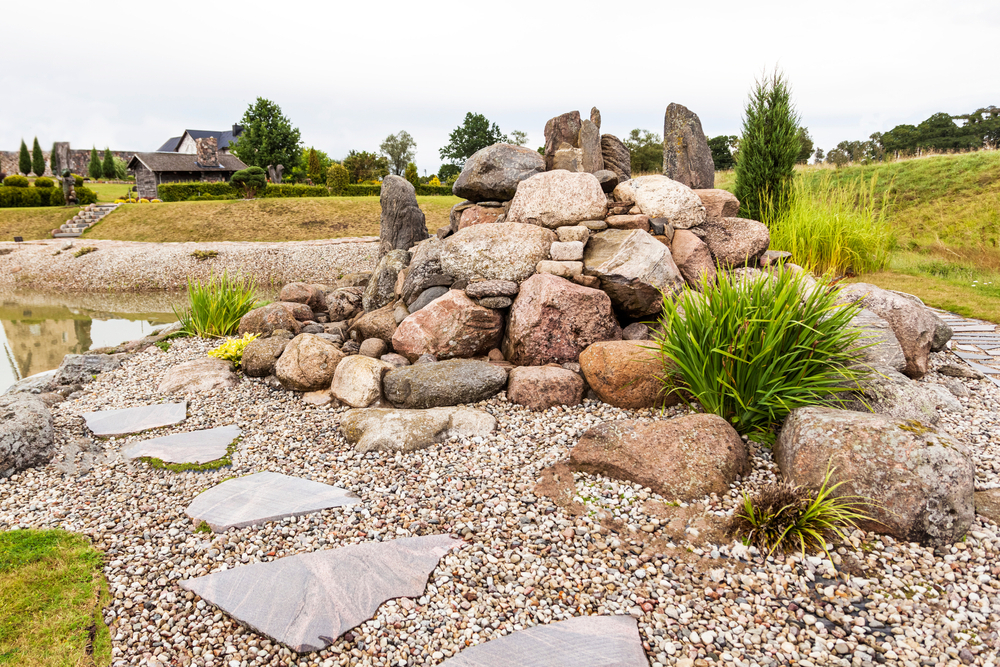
[232,124,243,137]
[196,137,219,167]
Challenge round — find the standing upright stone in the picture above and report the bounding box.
[579,120,604,174]
[663,103,715,189]
[379,175,428,258]
[543,111,582,171]
[590,107,602,132]
[600,135,631,184]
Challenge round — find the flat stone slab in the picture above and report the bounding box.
[180,534,460,652]
[949,325,996,332]
[122,425,240,465]
[186,471,360,531]
[82,401,187,437]
[440,615,647,666]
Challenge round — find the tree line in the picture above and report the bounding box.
[3,138,127,180]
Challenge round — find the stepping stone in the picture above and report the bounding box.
[950,326,997,332]
[122,425,240,465]
[180,534,460,652]
[82,401,187,437]
[186,471,360,531]
[953,351,995,362]
[440,615,647,666]
[965,361,1000,375]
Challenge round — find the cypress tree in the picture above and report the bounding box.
[734,70,801,224]
[31,137,45,176]
[50,142,61,176]
[18,140,31,176]
[88,146,102,180]
[102,148,116,179]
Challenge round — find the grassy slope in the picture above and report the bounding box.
[0,207,77,241]
[0,529,111,666]
[81,195,461,243]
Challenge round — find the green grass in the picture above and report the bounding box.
[0,529,111,666]
[0,207,77,241]
[82,183,133,203]
[139,436,241,472]
[174,272,259,337]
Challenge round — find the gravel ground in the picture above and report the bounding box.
[2,339,1000,667]
[0,238,379,291]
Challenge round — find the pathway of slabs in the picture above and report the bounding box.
[82,401,187,437]
[122,425,241,465]
[934,310,1000,387]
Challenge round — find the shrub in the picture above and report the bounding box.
[231,167,267,198]
[33,177,54,188]
[31,137,45,177]
[73,246,97,258]
[18,140,30,175]
[208,333,260,367]
[414,184,454,196]
[426,175,442,187]
[340,183,381,196]
[326,163,350,194]
[88,147,102,180]
[188,193,237,201]
[404,162,419,186]
[113,156,129,180]
[72,174,84,187]
[262,183,329,198]
[652,265,867,441]
[76,186,97,205]
[174,272,259,338]
[0,186,41,207]
[3,175,29,188]
[35,187,59,206]
[190,249,219,260]
[157,182,235,202]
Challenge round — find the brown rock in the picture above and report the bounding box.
[605,214,650,231]
[507,366,584,410]
[278,301,314,322]
[543,111,582,171]
[279,283,327,312]
[503,273,621,366]
[326,287,364,322]
[578,340,678,409]
[274,334,345,392]
[590,107,601,132]
[458,205,504,230]
[694,189,740,220]
[359,338,388,358]
[579,119,604,173]
[570,415,749,500]
[158,357,238,394]
[692,217,770,268]
[238,303,302,336]
[241,336,290,377]
[391,290,504,362]
[670,230,717,288]
[330,355,392,408]
[600,134,631,183]
[663,103,715,189]
[349,304,398,344]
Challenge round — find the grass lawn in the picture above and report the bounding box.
[0,529,111,666]
[83,195,461,243]
[0,207,78,241]
[83,183,134,203]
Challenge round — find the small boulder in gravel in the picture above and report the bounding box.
[570,414,749,500]
[939,364,984,380]
[239,303,302,337]
[507,366,584,410]
[159,357,238,394]
[341,406,497,453]
[331,355,392,408]
[383,360,507,409]
[0,393,54,478]
[279,282,327,312]
[775,406,974,547]
[274,334,345,392]
[579,340,677,409]
[53,353,127,387]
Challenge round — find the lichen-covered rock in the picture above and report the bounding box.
[506,366,584,410]
[391,290,503,362]
[238,303,302,336]
[399,238,452,306]
[662,103,715,189]
[775,407,974,547]
[579,119,603,173]
[613,175,706,230]
[848,310,906,372]
[452,143,545,202]
[0,393,54,478]
[241,336,290,377]
[440,223,556,283]
[379,175,427,257]
[691,217,770,268]
[349,304,398,344]
[274,334,345,392]
[362,249,410,313]
[383,360,508,409]
[506,171,608,229]
[579,340,678,409]
[583,229,684,317]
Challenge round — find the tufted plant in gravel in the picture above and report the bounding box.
[173,271,260,338]
[652,264,868,441]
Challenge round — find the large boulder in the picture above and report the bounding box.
[579,341,678,409]
[158,357,238,394]
[458,206,504,229]
[583,229,685,317]
[239,303,302,337]
[691,217,770,268]
[775,407,974,547]
[349,303,398,344]
[694,189,740,220]
[330,355,392,408]
[399,238,453,306]
[503,273,621,366]
[848,309,906,372]
[506,171,608,229]
[846,366,954,425]
[452,143,546,202]
[662,103,715,189]
[274,334,345,392]
[579,119,604,173]
[391,290,503,362]
[543,110,582,171]
[379,175,427,258]
[600,134,631,183]
[670,229,717,288]
[570,415,749,500]
[440,223,556,283]
[279,283,327,313]
[277,301,314,322]
[52,353,127,387]
[507,366,584,410]
[0,393,54,478]
[341,407,497,453]
[835,283,939,379]
[241,335,290,377]
[326,287,364,322]
[613,176,706,230]
[362,249,410,313]
[383,360,507,409]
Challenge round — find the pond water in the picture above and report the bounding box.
[0,291,184,393]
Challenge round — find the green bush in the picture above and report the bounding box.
[3,175,29,188]
[19,140,30,175]
[414,184,454,196]
[207,332,260,367]
[88,147,102,180]
[327,163,349,194]
[188,193,238,201]
[340,184,381,196]
[157,182,236,202]
[174,272,259,338]
[72,174,84,188]
[76,186,97,205]
[33,177,54,188]
[652,265,867,441]
[0,186,41,207]
[31,137,45,177]
[231,166,267,198]
[263,183,329,198]
[35,187,59,206]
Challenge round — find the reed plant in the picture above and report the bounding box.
[174,272,259,338]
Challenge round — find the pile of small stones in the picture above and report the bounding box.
[2,338,1000,667]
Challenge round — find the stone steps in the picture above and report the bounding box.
[53,202,121,238]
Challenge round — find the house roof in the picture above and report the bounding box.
[180,129,239,150]
[127,152,248,173]
[157,136,181,152]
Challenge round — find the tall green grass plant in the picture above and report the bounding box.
[174,272,259,338]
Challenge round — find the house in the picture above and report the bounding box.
[156,125,243,154]
[128,137,247,199]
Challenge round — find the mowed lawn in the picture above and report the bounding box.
[0,207,77,241]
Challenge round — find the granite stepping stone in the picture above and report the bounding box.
[122,425,240,465]
[180,534,460,652]
[82,401,187,437]
[440,615,647,666]
[186,471,360,531]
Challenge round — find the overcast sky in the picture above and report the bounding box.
[2,0,996,176]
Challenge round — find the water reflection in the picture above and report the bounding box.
[0,291,182,393]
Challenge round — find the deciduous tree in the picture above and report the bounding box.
[380,131,417,176]
[795,127,814,164]
[342,150,389,183]
[708,135,737,171]
[404,162,419,187]
[508,130,529,146]
[439,113,506,165]
[232,97,302,171]
[623,129,662,174]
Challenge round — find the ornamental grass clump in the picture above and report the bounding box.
[174,272,258,338]
[652,265,867,441]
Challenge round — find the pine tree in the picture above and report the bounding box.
[31,137,45,177]
[50,142,61,176]
[88,146,102,180]
[18,140,31,176]
[102,148,116,179]
[734,70,801,224]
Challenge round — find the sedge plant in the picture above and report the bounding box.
[174,272,259,338]
[652,265,868,442]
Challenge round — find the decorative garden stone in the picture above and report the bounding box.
[82,401,187,437]
[122,425,240,465]
[452,143,545,202]
[383,360,507,409]
[663,103,715,189]
[0,393,54,478]
[613,175,706,230]
[341,406,497,452]
[440,223,556,284]
[506,171,607,229]
[582,229,684,317]
[379,175,428,258]
[391,290,503,362]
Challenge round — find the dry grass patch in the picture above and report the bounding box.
[0,208,77,241]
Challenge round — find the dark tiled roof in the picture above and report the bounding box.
[181,129,238,150]
[157,136,182,152]
[127,152,248,173]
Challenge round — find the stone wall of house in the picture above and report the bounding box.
[134,165,158,199]
[0,149,137,178]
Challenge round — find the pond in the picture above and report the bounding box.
[0,291,183,393]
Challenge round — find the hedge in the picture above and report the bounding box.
[263,184,330,198]
[415,184,454,196]
[340,184,382,196]
[158,181,454,202]
[0,185,95,208]
[157,182,236,202]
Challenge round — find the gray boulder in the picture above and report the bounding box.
[0,393,54,477]
[583,229,685,317]
[600,134,631,184]
[4,370,57,395]
[440,223,556,283]
[579,119,604,173]
[383,359,508,409]
[53,353,127,387]
[379,175,428,258]
[241,336,291,377]
[158,357,238,394]
[362,249,410,313]
[399,238,452,305]
[845,366,955,425]
[663,103,715,189]
[506,171,608,228]
[613,175,706,230]
[848,309,906,372]
[340,406,497,453]
[409,286,449,313]
[452,144,545,202]
[691,217,770,268]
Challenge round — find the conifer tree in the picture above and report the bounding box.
[31,137,45,176]
[50,142,61,176]
[88,146,102,179]
[102,148,116,179]
[18,140,31,175]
